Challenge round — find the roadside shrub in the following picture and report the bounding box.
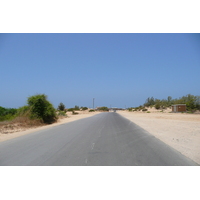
[135,106,144,111]
[67,108,74,112]
[27,94,57,124]
[58,111,67,116]
[67,106,80,112]
[0,106,18,121]
[98,107,109,111]
[0,114,16,122]
[81,107,88,111]
[89,109,95,112]
[155,104,161,109]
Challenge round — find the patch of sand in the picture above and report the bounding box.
[0,111,100,142]
[118,110,200,165]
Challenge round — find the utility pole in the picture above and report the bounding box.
[93,98,95,109]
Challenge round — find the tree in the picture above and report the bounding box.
[58,102,65,111]
[27,94,57,123]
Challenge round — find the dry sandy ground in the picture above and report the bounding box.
[0,111,100,142]
[118,109,200,165]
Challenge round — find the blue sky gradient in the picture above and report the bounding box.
[0,33,200,109]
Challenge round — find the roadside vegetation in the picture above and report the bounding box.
[0,95,95,134]
[67,105,80,112]
[66,106,89,114]
[57,102,67,117]
[0,94,58,134]
[128,94,200,113]
[144,94,200,112]
[0,107,18,122]
[27,94,57,123]
[97,107,109,112]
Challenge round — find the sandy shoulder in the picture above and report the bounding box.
[118,110,200,165]
[0,111,100,142]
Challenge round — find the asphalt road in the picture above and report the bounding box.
[0,112,198,166]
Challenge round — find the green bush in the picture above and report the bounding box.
[0,113,16,121]
[98,107,109,111]
[89,109,95,112]
[0,106,18,121]
[67,106,80,112]
[67,108,74,112]
[57,111,67,117]
[155,104,161,110]
[81,107,88,111]
[27,94,57,124]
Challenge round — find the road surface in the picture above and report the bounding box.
[0,112,198,166]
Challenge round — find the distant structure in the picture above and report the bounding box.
[172,104,186,112]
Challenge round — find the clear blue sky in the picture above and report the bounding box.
[0,33,200,109]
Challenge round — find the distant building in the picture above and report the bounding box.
[172,104,186,112]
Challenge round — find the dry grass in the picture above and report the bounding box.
[0,116,43,134]
[0,113,68,134]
